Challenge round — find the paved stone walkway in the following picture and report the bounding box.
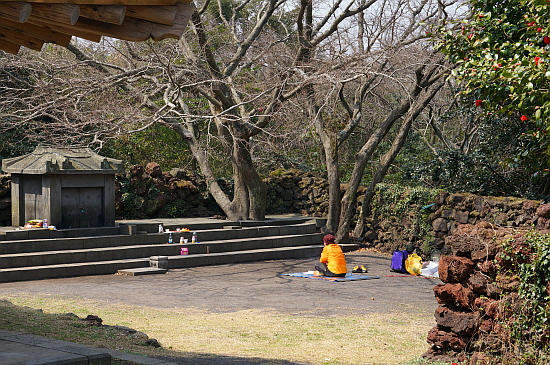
[0,250,439,316]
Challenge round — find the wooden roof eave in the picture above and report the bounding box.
[0,0,190,5]
[0,0,194,55]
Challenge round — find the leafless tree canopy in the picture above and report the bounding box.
[0,0,461,226]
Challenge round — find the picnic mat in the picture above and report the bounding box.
[281,271,381,282]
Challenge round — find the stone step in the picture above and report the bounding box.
[0,222,318,255]
[0,218,253,241]
[0,258,149,282]
[0,244,359,282]
[164,243,359,269]
[0,217,344,283]
[0,233,324,269]
[117,267,167,276]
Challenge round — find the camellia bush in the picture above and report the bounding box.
[439,0,550,118]
[436,0,550,183]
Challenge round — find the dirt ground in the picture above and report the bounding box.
[0,250,440,317]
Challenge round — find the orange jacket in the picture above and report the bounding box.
[320,243,347,274]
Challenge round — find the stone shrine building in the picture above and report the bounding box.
[1,145,123,229]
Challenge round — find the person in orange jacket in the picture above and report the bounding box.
[314,234,347,277]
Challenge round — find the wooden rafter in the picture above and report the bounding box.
[30,3,81,24]
[0,0,194,55]
[1,17,72,45]
[0,37,19,53]
[0,2,32,22]
[125,4,178,25]
[78,4,125,25]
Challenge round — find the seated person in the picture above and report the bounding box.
[314,234,347,277]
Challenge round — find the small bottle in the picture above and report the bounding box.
[192,232,197,243]
[43,219,48,229]
[158,224,163,233]
[180,236,184,244]
[168,232,173,244]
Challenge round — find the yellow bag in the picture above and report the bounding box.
[405,253,422,276]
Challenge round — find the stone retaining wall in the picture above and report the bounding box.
[0,167,547,257]
[115,163,225,219]
[371,191,543,257]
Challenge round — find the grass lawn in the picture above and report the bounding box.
[0,294,445,365]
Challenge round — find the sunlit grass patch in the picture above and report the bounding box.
[1,294,434,365]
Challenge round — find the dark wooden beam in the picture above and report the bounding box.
[0,37,21,54]
[30,3,80,25]
[74,16,152,41]
[125,4,177,25]
[27,15,102,42]
[1,0,189,5]
[0,25,44,50]
[0,16,72,46]
[0,1,32,22]
[79,4,125,25]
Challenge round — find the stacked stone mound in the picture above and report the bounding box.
[424,221,519,363]
[265,169,331,216]
[115,163,224,219]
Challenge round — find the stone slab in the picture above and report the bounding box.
[0,333,111,365]
[117,267,167,276]
[0,330,183,365]
[0,340,88,365]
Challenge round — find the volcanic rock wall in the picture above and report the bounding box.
[264,169,331,216]
[423,221,548,363]
[366,191,543,255]
[0,167,548,257]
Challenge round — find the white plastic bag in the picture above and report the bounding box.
[421,261,439,278]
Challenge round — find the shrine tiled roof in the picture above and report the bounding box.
[0,0,195,54]
[2,145,124,174]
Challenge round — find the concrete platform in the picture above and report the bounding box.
[0,330,111,365]
[0,251,441,365]
[0,330,181,365]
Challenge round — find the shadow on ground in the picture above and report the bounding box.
[148,353,311,365]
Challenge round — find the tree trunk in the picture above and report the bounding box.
[324,139,341,233]
[335,99,413,242]
[232,138,267,220]
[228,169,250,221]
[351,78,446,239]
[352,112,416,238]
[337,67,447,243]
[171,123,234,215]
[307,80,342,233]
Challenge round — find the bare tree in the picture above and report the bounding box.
[0,0,457,229]
[287,0,457,241]
[1,0,290,220]
[1,0,389,221]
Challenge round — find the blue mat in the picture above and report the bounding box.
[281,272,380,282]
